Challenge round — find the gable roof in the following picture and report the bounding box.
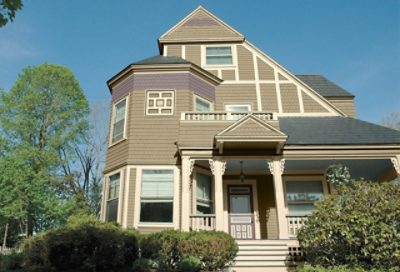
[295,75,355,98]
[279,117,400,145]
[159,6,244,44]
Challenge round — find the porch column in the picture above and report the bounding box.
[268,158,289,239]
[181,156,195,231]
[209,158,226,231]
[391,155,400,176]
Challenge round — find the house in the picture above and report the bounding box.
[100,6,400,271]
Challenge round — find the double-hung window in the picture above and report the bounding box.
[196,173,213,214]
[195,96,212,112]
[286,180,324,216]
[206,47,233,65]
[140,169,174,223]
[106,173,120,222]
[146,91,174,115]
[111,99,127,143]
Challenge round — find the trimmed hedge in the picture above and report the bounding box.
[140,230,238,271]
[23,215,139,272]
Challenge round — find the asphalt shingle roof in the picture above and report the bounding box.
[279,117,400,145]
[133,55,191,65]
[296,74,354,98]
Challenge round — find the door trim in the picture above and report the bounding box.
[223,179,261,239]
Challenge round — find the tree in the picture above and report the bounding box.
[0,0,23,27]
[297,180,400,270]
[381,111,400,131]
[0,63,90,238]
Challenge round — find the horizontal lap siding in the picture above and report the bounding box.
[255,175,278,239]
[237,45,255,80]
[112,74,134,102]
[221,70,235,80]
[126,168,136,228]
[280,83,300,113]
[166,45,182,57]
[329,99,356,117]
[105,140,129,172]
[185,45,201,66]
[260,83,279,112]
[257,58,275,80]
[178,122,231,147]
[215,84,257,111]
[302,91,329,113]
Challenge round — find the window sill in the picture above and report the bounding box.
[138,223,175,228]
[108,137,127,148]
[203,64,236,69]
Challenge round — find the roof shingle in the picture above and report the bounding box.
[296,74,354,98]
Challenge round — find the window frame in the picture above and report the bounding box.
[194,95,213,112]
[105,172,122,222]
[146,90,175,116]
[195,172,213,215]
[109,97,128,146]
[202,45,236,68]
[225,104,252,112]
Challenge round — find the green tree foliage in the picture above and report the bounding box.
[0,0,23,27]
[0,63,90,238]
[298,180,400,270]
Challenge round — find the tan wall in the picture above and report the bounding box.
[166,45,182,57]
[302,91,329,113]
[280,83,300,113]
[255,175,278,239]
[126,168,136,228]
[260,83,279,112]
[221,70,235,80]
[215,84,258,111]
[185,45,201,66]
[237,45,255,80]
[105,140,129,172]
[328,99,356,117]
[178,122,232,147]
[257,58,275,80]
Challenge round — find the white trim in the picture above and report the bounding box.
[253,52,262,111]
[109,96,129,147]
[164,45,168,56]
[145,90,175,116]
[233,45,239,81]
[123,167,131,228]
[223,180,261,239]
[297,86,304,113]
[274,69,283,113]
[103,167,126,224]
[117,169,125,224]
[202,44,237,69]
[182,45,186,59]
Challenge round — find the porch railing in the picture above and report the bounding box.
[287,216,308,237]
[190,214,216,231]
[181,112,276,121]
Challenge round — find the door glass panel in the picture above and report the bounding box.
[230,195,251,213]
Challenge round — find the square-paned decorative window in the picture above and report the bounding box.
[106,173,120,222]
[195,96,212,112]
[111,99,127,143]
[206,47,233,65]
[286,180,324,216]
[140,169,174,223]
[146,91,174,115]
[196,173,213,214]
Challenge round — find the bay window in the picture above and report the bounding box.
[286,180,324,216]
[106,173,120,222]
[196,173,213,214]
[111,98,127,143]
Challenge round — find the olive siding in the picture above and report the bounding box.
[221,69,235,80]
[278,73,288,81]
[105,140,129,171]
[329,99,356,117]
[207,69,218,77]
[126,168,136,228]
[255,175,278,239]
[302,91,329,113]
[166,44,182,57]
[280,83,300,113]
[260,83,279,112]
[237,45,255,80]
[163,10,241,41]
[178,122,232,147]
[257,58,275,80]
[185,45,201,66]
[215,84,258,111]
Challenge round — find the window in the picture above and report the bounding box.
[225,104,251,112]
[111,98,127,143]
[146,91,174,115]
[140,169,174,223]
[206,47,233,65]
[106,173,120,222]
[286,180,324,216]
[196,173,213,214]
[195,96,212,112]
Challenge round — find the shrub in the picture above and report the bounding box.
[295,264,387,272]
[132,258,156,272]
[298,180,400,271]
[0,250,25,271]
[177,231,238,271]
[176,256,202,272]
[23,215,139,272]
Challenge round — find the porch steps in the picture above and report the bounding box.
[230,240,291,272]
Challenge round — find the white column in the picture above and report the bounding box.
[391,155,400,176]
[268,158,289,239]
[209,158,226,231]
[181,156,195,231]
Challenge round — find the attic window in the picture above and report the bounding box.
[206,47,233,65]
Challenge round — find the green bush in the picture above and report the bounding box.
[23,215,139,272]
[298,181,400,271]
[140,229,238,272]
[176,256,202,272]
[178,231,238,271]
[295,264,387,272]
[132,258,156,272]
[0,250,25,271]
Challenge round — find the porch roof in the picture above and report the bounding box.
[279,117,400,145]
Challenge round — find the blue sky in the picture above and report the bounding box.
[0,0,399,124]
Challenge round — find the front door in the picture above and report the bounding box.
[228,185,255,239]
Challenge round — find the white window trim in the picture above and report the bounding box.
[135,166,179,228]
[225,104,252,112]
[283,175,329,216]
[145,90,175,116]
[194,95,214,112]
[202,44,237,69]
[109,96,129,147]
[103,168,126,224]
